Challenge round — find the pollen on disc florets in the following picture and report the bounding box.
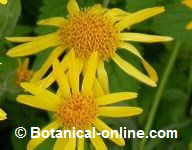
[56,94,98,129]
[59,9,119,60]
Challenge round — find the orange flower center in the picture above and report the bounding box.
[59,10,119,60]
[56,94,98,129]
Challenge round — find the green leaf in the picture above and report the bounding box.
[0,55,21,101]
[151,4,192,49]
[125,0,157,11]
[0,0,21,37]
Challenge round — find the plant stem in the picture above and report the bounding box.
[139,42,182,150]
[103,0,110,8]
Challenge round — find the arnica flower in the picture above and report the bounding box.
[0,0,7,5]
[182,0,192,29]
[16,58,33,85]
[0,108,7,120]
[17,52,143,150]
[6,0,173,88]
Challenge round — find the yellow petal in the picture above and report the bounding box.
[53,59,71,98]
[27,121,60,150]
[6,37,40,43]
[82,52,98,95]
[60,50,73,68]
[31,46,65,82]
[90,133,107,150]
[182,0,192,8]
[105,8,131,16]
[38,17,66,27]
[105,8,131,23]
[119,42,143,59]
[94,118,125,146]
[56,88,63,98]
[6,33,60,57]
[77,138,84,150]
[119,42,158,82]
[112,54,157,87]
[35,74,55,89]
[99,106,143,117]
[63,137,76,150]
[20,82,61,104]
[93,79,105,97]
[17,95,58,112]
[6,32,62,43]
[67,0,80,15]
[116,7,165,31]
[97,61,109,93]
[69,50,83,94]
[120,33,173,43]
[141,59,158,83]
[96,92,138,106]
[0,0,8,5]
[32,50,72,87]
[53,138,68,150]
[89,4,106,14]
[186,21,192,30]
[0,108,7,120]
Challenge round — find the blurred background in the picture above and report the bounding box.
[0,0,192,149]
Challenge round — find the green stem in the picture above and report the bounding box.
[139,42,182,150]
[103,0,110,8]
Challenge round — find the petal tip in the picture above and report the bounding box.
[0,114,7,120]
[152,6,165,14]
[166,36,174,41]
[137,108,144,115]
[151,82,157,87]
[134,93,138,98]
[118,139,126,146]
[6,51,14,57]
[37,20,44,25]
[0,109,7,120]
[20,82,28,89]
[5,37,11,41]
[6,49,21,57]
[37,19,49,25]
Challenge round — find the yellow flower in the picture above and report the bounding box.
[182,0,192,29]
[0,108,7,120]
[0,0,8,5]
[16,58,33,85]
[6,0,173,88]
[17,52,143,150]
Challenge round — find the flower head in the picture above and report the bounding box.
[17,52,142,150]
[6,0,173,88]
[60,9,119,60]
[0,108,7,120]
